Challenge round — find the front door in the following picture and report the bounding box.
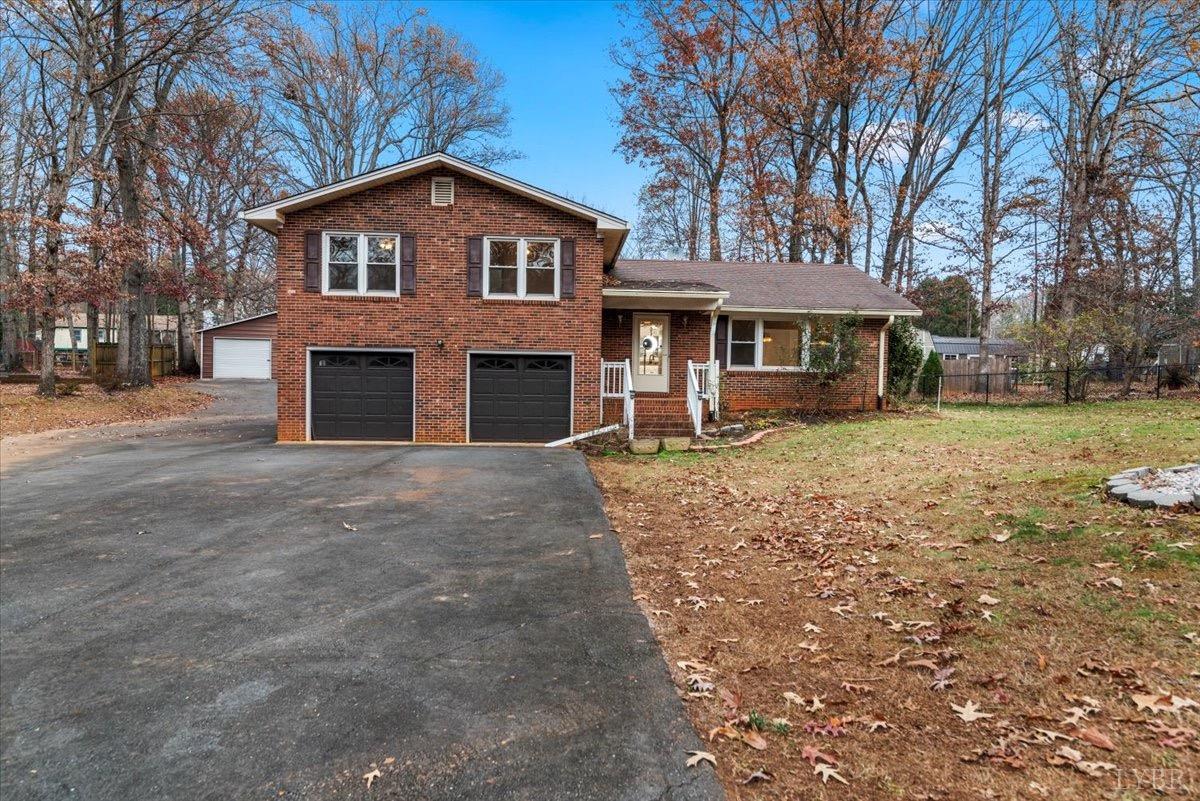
[632,314,669,393]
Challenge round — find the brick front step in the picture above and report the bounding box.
[637,422,695,436]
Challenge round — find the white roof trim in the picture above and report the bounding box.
[240,152,629,233]
[602,288,729,300]
[721,306,922,317]
[198,310,277,333]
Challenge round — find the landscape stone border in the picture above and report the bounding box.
[1105,464,1199,510]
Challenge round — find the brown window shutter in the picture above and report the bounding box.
[715,315,729,368]
[400,235,416,294]
[304,231,322,291]
[560,238,576,298]
[467,237,483,296]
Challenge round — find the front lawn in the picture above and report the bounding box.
[0,378,212,437]
[591,400,1199,800]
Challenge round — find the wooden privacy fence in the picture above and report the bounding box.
[939,355,1015,394]
[92,343,176,380]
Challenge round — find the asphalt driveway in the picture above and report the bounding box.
[0,381,721,801]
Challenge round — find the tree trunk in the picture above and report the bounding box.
[706,177,721,261]
[38,312,56,396]
[111,0,151,387]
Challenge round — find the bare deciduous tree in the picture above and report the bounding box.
[263,3,517,186]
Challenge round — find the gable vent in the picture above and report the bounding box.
[431,176,454,206]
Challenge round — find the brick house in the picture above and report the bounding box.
[240,153,919,444]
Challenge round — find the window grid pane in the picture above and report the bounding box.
[762,321,801,367]
[367,263,396,292]
[731,319,756,342]
[526,240,555,269]
[367,236,396,264]
[730,343,755,366]
[526,268,555,295]
[489,267,517,294]
[328,262,357,291]
[489,239,518,267]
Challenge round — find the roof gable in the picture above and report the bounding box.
[241,152,627,233]
[242,152,629,266]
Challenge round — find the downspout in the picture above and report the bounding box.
[877,315,894,410]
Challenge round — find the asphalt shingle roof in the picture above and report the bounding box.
[612,260,919,314]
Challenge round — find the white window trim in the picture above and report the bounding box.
[727,317,834,372]
[482,236,560,300]
[322,232,401,297]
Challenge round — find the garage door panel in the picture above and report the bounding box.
[470,355,570,443]
[213,338,271,379]
[311,351,413,441]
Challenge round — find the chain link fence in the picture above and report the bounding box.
[916,362,1199,406]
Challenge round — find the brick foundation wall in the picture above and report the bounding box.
[275,169,604,443]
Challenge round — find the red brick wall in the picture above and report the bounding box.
[598,312,887,419]
[201,313,277,379]
[275,168,603,442]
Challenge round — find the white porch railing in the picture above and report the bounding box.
[686,360,703,436]
[601,359,635,440]
[689,360,720,421]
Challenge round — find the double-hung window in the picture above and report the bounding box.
[728,317,837,371]
[324,233,399,295]
[484,237,559,299]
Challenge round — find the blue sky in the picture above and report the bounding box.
[416,0,645,222]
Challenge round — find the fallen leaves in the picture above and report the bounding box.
[952,700,994,723]
[1073,727,1117,751]
[813,762,849,785]
[1048,745,1116,777]
[362,768,381,789]
[739,769,772,785]
[342,522,358,532]
[685,750,716,768]
[1130,691,1198,714]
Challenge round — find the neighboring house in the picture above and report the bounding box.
[35,311,178,352]
[930,335,1026,361]
[199,312,277,379]
[240,152,919,444]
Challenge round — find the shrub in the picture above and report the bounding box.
[887,319,923,398]
[1162,363,1194,390]
[57,381,82,396]
[917,351,943,398]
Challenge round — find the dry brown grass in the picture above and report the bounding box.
[591,400,1199,801]
[0,377,212,437]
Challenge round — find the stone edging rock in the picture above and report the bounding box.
[1105,464,1199,511]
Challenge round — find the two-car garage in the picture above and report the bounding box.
[306,350,571,443]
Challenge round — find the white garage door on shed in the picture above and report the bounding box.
[212,338,272,379]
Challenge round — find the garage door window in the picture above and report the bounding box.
[324,233,399,296]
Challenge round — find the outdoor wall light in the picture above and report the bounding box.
[436,339,445,348]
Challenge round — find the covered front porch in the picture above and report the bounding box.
[599,282,727,438]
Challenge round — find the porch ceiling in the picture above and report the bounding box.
[602,288,727,311]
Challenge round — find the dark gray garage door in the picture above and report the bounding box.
[311,351,413,441]
[470,354,571,442]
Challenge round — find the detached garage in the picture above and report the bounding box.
[199,312,277,380]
